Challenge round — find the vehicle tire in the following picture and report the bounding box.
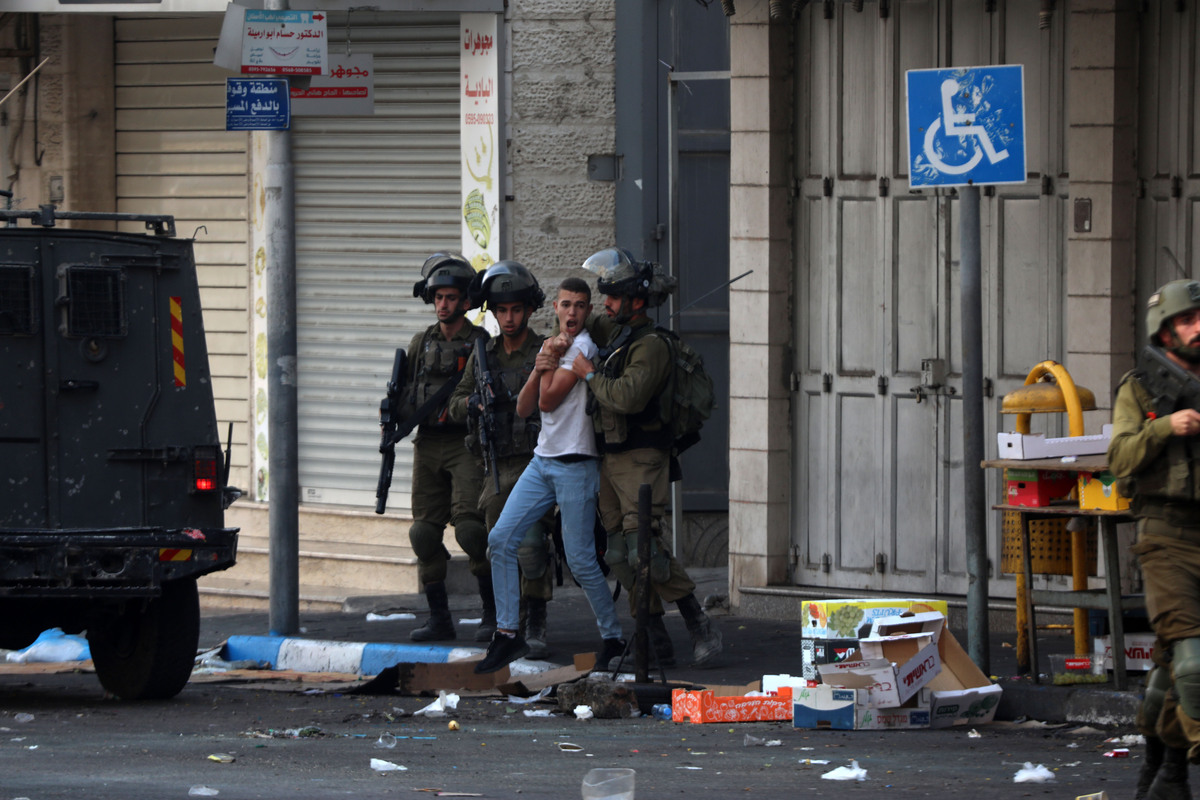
[87,578,200,700]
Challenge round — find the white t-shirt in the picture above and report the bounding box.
[535,329,599,459]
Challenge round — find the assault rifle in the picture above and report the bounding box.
[473,337,502,494]
[375,346,470,514]
[1139,344,1200,419]
[375,348,409,514]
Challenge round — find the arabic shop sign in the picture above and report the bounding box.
[241,8,327,75]
[290,54,374,117]
[460,13,499,272]
[226,78,290,130]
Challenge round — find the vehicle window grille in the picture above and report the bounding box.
[65,266,126,338]
[0,264,36,335]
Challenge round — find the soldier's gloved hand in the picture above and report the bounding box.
[467,393,483,419]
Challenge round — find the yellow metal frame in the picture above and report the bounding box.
[1005,361,1093,661]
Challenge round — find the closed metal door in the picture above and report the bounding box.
[792,0,1066,596]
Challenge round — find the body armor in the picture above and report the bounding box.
[467,334,544,458]
[409,324,487,429]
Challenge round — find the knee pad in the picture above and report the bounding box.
[623,531,670,584]
[517,525,550,580]
[409,520,446,563]
[1173,638,1200,720]
[604,530,626,568]
[1143,665,1171,729]
[452,516,488,563]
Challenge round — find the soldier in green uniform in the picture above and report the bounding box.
[448,261,557,658]
[405,253,491,643]
[1108,278,1200,800]
[571,247,722,669]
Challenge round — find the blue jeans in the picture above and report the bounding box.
[488,455,621,641]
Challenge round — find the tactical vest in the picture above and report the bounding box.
[1117,372,1200,510]
[466,334,544,459]
[410,323,487,429]
[591,323,672,452]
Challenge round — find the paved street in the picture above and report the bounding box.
[0,570,1152,800]
[0,669,1140,799]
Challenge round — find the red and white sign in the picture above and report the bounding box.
[290,54,374,117]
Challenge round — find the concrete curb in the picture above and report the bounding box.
[998,682,1141,727]
[222,635,483,676]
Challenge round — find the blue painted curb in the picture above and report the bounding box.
[222,635,480,675]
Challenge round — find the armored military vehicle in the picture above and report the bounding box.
[0,205,239,700]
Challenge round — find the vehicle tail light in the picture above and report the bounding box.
[193,447,219,493]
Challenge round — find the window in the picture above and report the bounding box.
[0,265,36,335]
[64,266,126,338]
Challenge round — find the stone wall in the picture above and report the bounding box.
[506,0,617,307]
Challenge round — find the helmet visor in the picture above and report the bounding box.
[581,248,634,283]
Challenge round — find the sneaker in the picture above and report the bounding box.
[598,637,626,669]
[474,632,529,674]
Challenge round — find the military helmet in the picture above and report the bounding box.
[1146,279,1200,344]
[469,260,544,311]
[413,252,475,303]
[582,247,678,308]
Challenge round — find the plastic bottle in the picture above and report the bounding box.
[650,703,672,721]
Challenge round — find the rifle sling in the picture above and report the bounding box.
[391,369,466,445]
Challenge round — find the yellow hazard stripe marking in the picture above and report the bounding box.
[170,296,186,387]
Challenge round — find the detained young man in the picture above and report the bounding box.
[474,277,624,673]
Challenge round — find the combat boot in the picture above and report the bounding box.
[525,597,550,659]
[677,593,722,668]
[1137,735,1167,800]
[1146,745,1192,800]
[476,574,497,643]
[410,581,456,642]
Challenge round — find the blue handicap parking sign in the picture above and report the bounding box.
[905,65,1026,188]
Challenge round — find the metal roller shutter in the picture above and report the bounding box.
[113,14,252,494]
[293,12,463,510]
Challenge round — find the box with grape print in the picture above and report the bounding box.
[800,599,949,639]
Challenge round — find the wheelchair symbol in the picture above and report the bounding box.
[923,78,1009,176]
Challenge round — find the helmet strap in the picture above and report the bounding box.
[1167,328,1200,365]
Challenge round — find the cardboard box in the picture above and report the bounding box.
[1077,470,1131,511]
[799,639,860,680]
[762,673,817,696]
[801,598,949,639]
[996,425,1112,460]
[1093,633,1155,672]
[817,629,941,708]
[793,684,932,730]
[1004,468,1077,507]
[926,629,1003,728]
[670,686,793,724]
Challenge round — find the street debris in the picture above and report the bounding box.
[5,629,89,663]
[1013,762,1055,783]
[800,759,831,766]
[188,786,219,797]
[821,761,868,781]
[448,720,461,730]
[556,742,584,751]
[13,713,34,724]
[370,758,407,772]
[365,612,415,622]
[206,753,235,763]
[743,734,782,747]
[375,732,397,749]
[967,729,982,738]
[574,705,594,720]
[1106,734,1145,746]
[1102,749,1130,758]
[523,709,553,717]
[414,691,459,718]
